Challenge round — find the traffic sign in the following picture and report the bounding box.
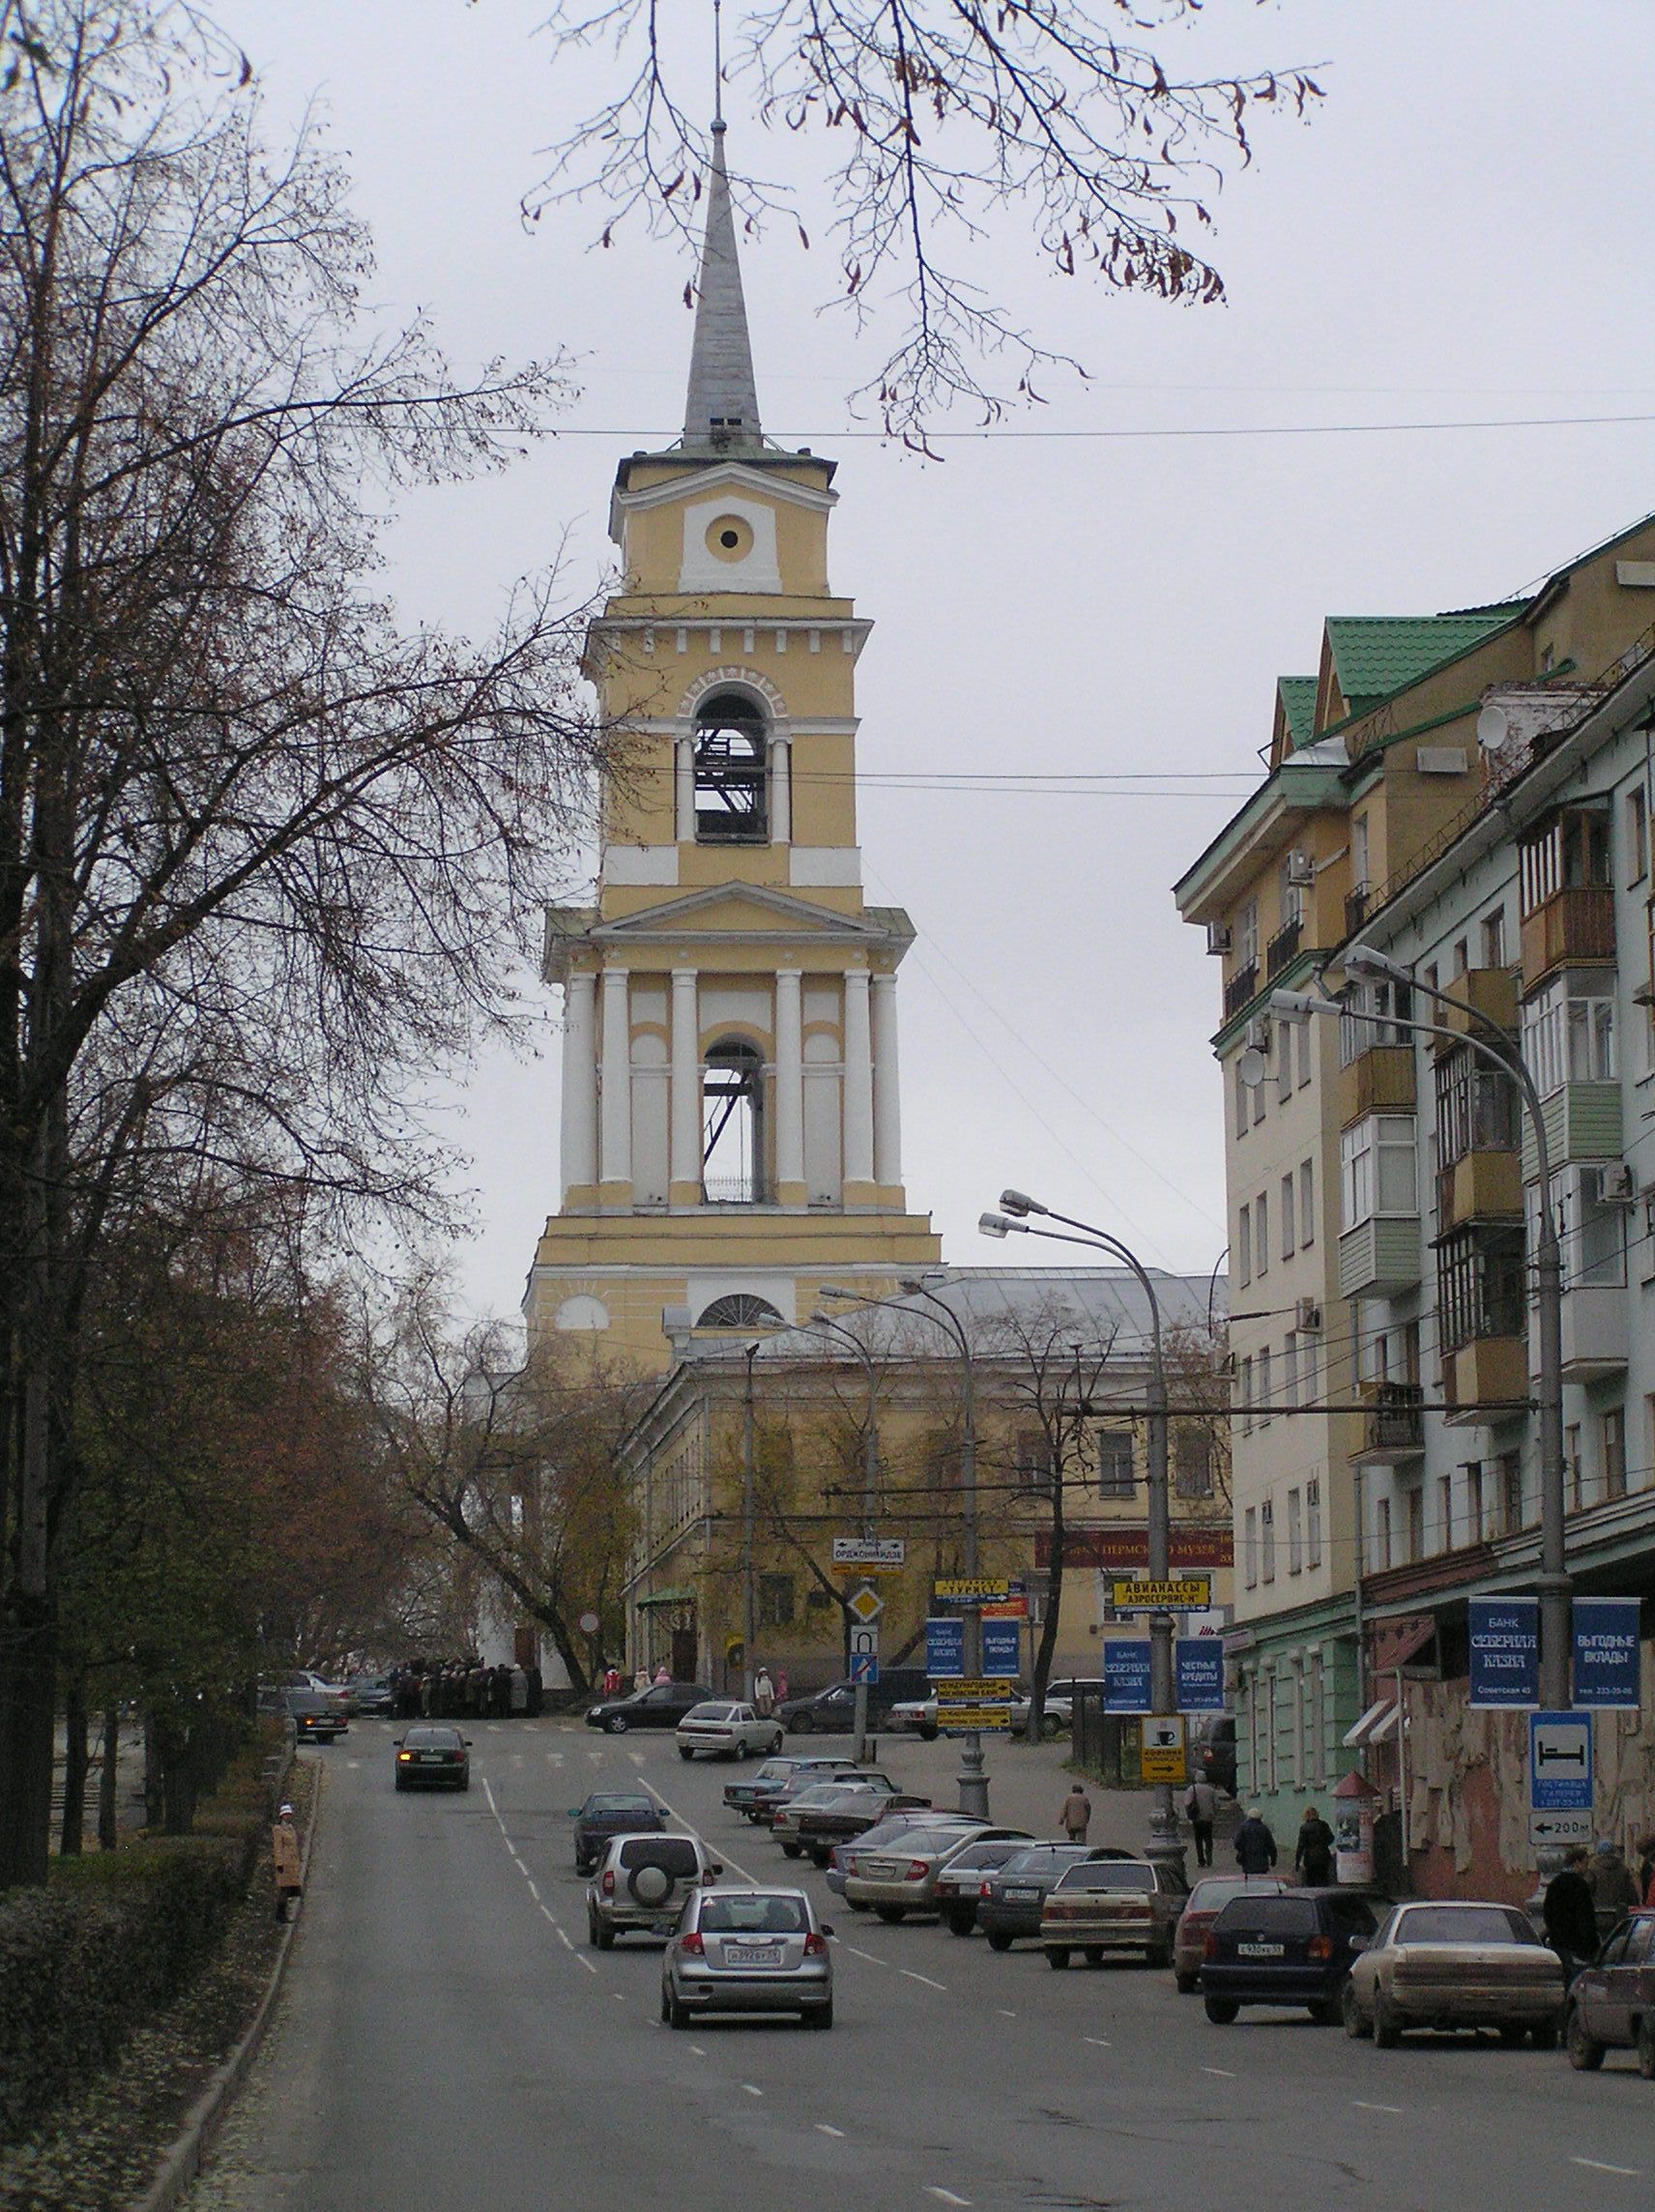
[849,1624,879,1685]
[1140,1714,1188,1785]
[935,1577,1011,1605]
[981,1619,1023,1675]
[847,1584,885,1625]
[1529,1809,1593,1848]
[1529,1710,1593,1812]
[1110,1576,1212,1613]
[936,1704,1012,1732]
[832,1536,906,1570]
[936,1678,1014,1702]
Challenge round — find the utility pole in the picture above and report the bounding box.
[742,1343,758,1703]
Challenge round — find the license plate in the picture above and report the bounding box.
[726,1944,782,1966]
[420,1753,446,1763]
[1236,1941,1284,1958]
[1003,1886,1039,1902]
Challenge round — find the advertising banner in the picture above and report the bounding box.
[1176,1638,1226,1713]
[1467,1595,1540,1708]
[1102,1639,1152,1714]
[1572,1597,1641,1709]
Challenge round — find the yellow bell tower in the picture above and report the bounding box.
[525,121,941,1369]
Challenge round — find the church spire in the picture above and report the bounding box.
[682,111,763,454]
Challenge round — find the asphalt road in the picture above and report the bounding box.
[186,1718,1653,2212]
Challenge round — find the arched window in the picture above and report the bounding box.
[703,1039,765,1203]
[697,1294,785,1329]
[693,690,768,843]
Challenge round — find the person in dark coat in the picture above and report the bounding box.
[526,1665,543,1718]
[1294,1805,1335,1885]
[1543,1848,1601,1979]
[1234,1806,1278,1876]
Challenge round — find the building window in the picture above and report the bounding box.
[1341,1115,1418,1229]
[1498,1452,1524,1535]
[1406,1484,1424,1562]
[1261,1499,1276,1583]
[1234,1060,1249,1140]
[692,690,769,842]
[1243,1507,1259,1589]
[1466,1459,1484,1541]
[1481,907,1508,969]
[1521,973,1615,1097]
[1284,1332,1299,1409]
[1309,1651,1326,1785]
[1251,1067,1266,1127]
[1297,1014,1313,1089]
[1436,1045,1518,1167]
[1258,1347,1272,1420]
[702,1040,767,1203]
[1603,1407,1627,1501]
[1437,1225,1524,1352]
[1520,807,1611,914]
[1238,1355,1253,1432]
[1095,1428,1135,1499]
[1339,977,1413,1064]
[1437,1473,1453,1552]
[698,1293,785,1327]
[1237,1204,1252,1286]
[758,1573,795,1626]
[1299,1333,1317,1406]
[1628,786,1649,885]
[1306,1477,1322,1569]
[1256,1191,1269,1274]
[1236,898,1259,971]
[1281,1172,1295,1258]
[1287,1487,1303,1575]
[1175,1428,1214,1499]
[1376,1496,1392,1571]
[1299,1158,1316,1245]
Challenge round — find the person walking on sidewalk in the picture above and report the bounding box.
[1060,1783,1092,1843]
[1183,1778,1219,1868]
[1294,1805,1335,1886]
[1234,1805,1278,1877]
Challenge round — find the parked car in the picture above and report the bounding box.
[584,1680,715,1733]
[827,1812,983,1899]
[1190,1712,1237,1796]
[775,1670,930,1733]
[977,1844,1109,1951]
[1342,1899,1564,2048]
[588,1832,721,1948]
[771,1779,899,1859]
[723,1755,857,1821]
[281,1688,348,1742]
[797,1787,932,1867]
[676,1701,784,1761]
[569,1789,665,1874]
[888,1693,1069,1742]
[1565,1911,1655,2076]
[392,1724,471,1790]
[759,1764,880,1834]
[347,1674,394,1716]
[935,1836,1045,1935]
[1041,1857,1188,1969]
[284,1670,349,1718]
[844,1824,1033,1923]
[1173,1875,1290,1994]
[661,1886,834,2029]
[1200,1887,1379,2023]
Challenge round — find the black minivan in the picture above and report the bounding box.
[1200,1888,1381,2024]
[777,1670,930,1733]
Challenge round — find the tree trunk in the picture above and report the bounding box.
[60,1672,87,1855]
[98,1703,120,1852]
[1027,1489,1065,1743]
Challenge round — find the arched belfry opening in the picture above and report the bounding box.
[703,1039,766,1203]
[693,690,768,842]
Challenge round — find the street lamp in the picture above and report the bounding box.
[822,1278,991,1819]
[1271,953,1571,1710]
[804,1308,882,1762]
[988,1193,1183,1878]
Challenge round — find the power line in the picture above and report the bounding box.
[558,412,1655,443]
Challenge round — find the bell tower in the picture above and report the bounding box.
[525,120,941,1369]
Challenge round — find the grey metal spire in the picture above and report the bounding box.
[682,119,763,453]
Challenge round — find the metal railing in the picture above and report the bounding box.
[1265,916,1303,979]
[1222,962,1260,1023]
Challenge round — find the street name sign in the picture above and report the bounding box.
[846,1584,885,1625]
[1140,1715,1189,1785]
[925,1616,965,1679]
[935,1577,1012,1605]
[1529,1809,1593,1848]
[1102,1639,1152,1714]
[1529,1710,1593,1813]
[832,1536,907,1573]
[981,1619,1023,1675]
[1468,1596,1539,1707]
[1572,1597,1641,1709]
[1176,1638,1226,1713]
[1109,1577,1212,1613]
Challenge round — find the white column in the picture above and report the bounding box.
[842,968,875,1186]
[774,968,804,1191]
[770,736,791,845]
[559,971,597,1195]
[675,737,695,840]
[871,971,902,1189]
[599,964,631,1185]
[670,967,701,1195]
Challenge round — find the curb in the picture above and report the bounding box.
[131,1761,325,2212]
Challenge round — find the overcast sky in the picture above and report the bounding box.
[217,1,1655,1322]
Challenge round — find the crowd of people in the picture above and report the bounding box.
[1543,1835,1654,1979]
[389,1659,542,1721]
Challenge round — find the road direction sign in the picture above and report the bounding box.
[1140,1715,1188,1785]
[936,1678,1014,1703]
[936,1704,1012,1732]
[832,1536,907,1573]
[1529,1710,1593,1812]
[935,1577,1012,1605]
[1529,1809,1593,1848]
[847,1584,885,1625]
[926,1616,965,1678]
[1110,1577,1212,1613]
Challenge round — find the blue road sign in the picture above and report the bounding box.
[1468,1596,1540,1708]
[981,1620,1022,1675]
[1573,1598,1641,1709]
[926,1615,965,1679]
[849,1648,879,1685]
[1529,1710,1593,1812]
[1176,1638,1226,1712]
[1102,1639,1152,1714]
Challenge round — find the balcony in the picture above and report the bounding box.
[1223,962,1260,1023]
[1521,1085,1623,1179]
[1437,1149,1524,1231]
[1345,885,1370,937]
[1265,916,1302,980]
[1528,1285,1629,1382]
[1338,1044,1415,1128]
[1430,965,1519,1053]
[1521,884,1615,985]
[1354,1381,1425,1464]
[1442,1335,1528,1425]
[1338,1216,1422,1299]
[702,1174,771,1205]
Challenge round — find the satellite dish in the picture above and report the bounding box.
[1476,703,1511,752]
[1237,1045,1267,1090]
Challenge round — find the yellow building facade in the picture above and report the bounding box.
[525,126,940,1367]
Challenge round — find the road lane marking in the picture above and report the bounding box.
[576,1953,598,1974]
[546,1752,564,1765]
[689,2045,707,2056]
[902,1969,948,1991]
[589,1750,604,1763]
[926,2190,972,2206]
[742,2083,763,2098]
[345,1760,361,1770]
[628,1750,645,1765]
[997,2009,1017,2019]
[1202,2066,1236,2079]
[844,1946,886,1965]
[1572,2161,1640,2177]
[526,1879,540,1900]
[539,1906,560,1927]
[1351,2101,1404,2116]
[637,1780,761,1882]
[816,2124,845,2138]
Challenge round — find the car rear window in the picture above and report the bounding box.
[700,1895,807,1935]
[685,1703,732,1720]
[1395,1905,1535,1946]
[402,1728,460,1749]
[587,1794,653,1816]
[1000,1848,1081,1878]
[1055,1863,1156,1893]
[618,1838,700,1876]
[1217,1897,1319,1936]
[1187,1878,1278,1912]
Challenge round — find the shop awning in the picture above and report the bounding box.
[1343,1695,1397,1749]
[635,1587,695,1610]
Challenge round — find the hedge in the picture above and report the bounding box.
[0,1730,276,2146]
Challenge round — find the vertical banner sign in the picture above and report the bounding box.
[1572,1598,1642,1709]
[1467,1596,1540,1708]
[1176,1638,1226,1713]
[926,1616,965,1680]
[981,1619,1022,1676]
[1102,1639,1152,1714]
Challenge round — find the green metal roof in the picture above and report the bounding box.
[1277,677,1318,750]
[1325,606,1525,713]
[636,1587,696,1609]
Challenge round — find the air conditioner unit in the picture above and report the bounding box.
[1295,1297,1323,1333]
[1245,1016,1271,1052]
[1205,922,1232,956]
[1592,1163,1637,1206]
[1285,850,1316,888]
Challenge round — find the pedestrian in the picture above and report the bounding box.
[653,1660,672,1685]
[633,1663,651,1695]
[1638,1834,1655,1906]
[774,1668,789,1702]
[1294,1804,1335,1886]
[753,1666,774,1718]
[603,1662,622,1699]
[1183,1778,1219,1868]
[1233,1804,1278,1877]
[1586,1837,1640,1918]
[1059,1782,1092,1843]
[272,1801,303,1922]
[509,1664,529,1716]
[1543,1846,1600,1981]
[526,1663,543,1718]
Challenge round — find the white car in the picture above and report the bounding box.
[676,1701,785,1761]
[888,1694,1070,1741]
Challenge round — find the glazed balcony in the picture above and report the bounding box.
[1521,885,1615,986]
[1437,1150,1524,1232]
[1442,1335,1528,1425]
[1430,965,1519,1053]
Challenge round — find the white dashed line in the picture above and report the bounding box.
[1572,2161,1641,2177]
[689,2045,707,2057]
[997,2008,1017,2019]
[901,1969,948,1992]
[636,1780,761,1883]
[546,1752,564,1765]
[1351,2101,1404,2116]
[926,2190,972,2207]
[628,1750,646,1765]
[345,1760,361,1771]
[816,2124,845,2138]
[1202,2066,1236,2079]
[844,1945,886,1966]
[742,2083,764,2098]
[1083,2037,1112,2049]
[527,1879,540,1902]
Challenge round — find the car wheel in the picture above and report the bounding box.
[1373,1992,1402,2050]
[805,1999,833,2030]
[1307,1999,1338,2027]
[1497,2023,1526,2049]
[1636,2012,1655,2080]
[944,1910,975,1937]
[394,1777,406,1791]
[678,1746,694,1761]
[592,1920,616,1951]
[780,1842,802,1860]
[847,1897,870,1912]
[769,1732,783,1754]
[1047,1947,1071,1970]
[1530,2023,1559,2052]
[875,1906,906,1925]
[1147,1938,1173,1969]
[667,1990,691,2029]
[1084,1948,1104,1967]
[1203,1995,1239,2025]
[606,1715,628,1735]
[918,1725,938,1743]
[1040,1714,1062,1740]
[1566,2003,1605,2072]
[986,1932,1013,1953]
[1176,1972,1199,1995]
[735,1740,749,1761]
[659,1985,670,2024]
[1342,1981,1370,2040]
[789,1713,812,1734]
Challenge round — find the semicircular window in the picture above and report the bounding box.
[693,690,769,843]
[698,1294,785,1328]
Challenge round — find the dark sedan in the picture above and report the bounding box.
[569,1789,665,1874]
[796,1788,931,1866]
[1202,1887,1379,2023]
[584,1681,714,1734]
[977,1844,1100,1950]
[1565,1911,1655,2076]
[723,1756,860,1821]
[393,1724,471,1791]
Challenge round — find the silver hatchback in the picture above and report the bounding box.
[661,1887,834,2029]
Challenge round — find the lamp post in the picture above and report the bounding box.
[983,1196,1182,1877]
[822,1278,990,1819]
[1272,950,1571,1710]
[742,1342,759,1703]
[805,1309,881,1762]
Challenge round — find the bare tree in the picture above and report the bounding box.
[533,1,1321,442]
[0,2,606,1884]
